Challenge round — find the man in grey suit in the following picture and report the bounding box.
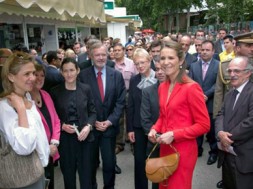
[189,40,219,164]
[215,56,253,189]
[140,60,166,189]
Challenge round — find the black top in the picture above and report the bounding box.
[65,89,79,126]
[38,95,53,138]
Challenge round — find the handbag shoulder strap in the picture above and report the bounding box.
[147,143,178,159]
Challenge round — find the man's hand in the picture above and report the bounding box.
[218,131,234,151]
[128,132,135,143]
[95,120,112,132]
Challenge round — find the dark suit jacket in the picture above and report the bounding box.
[185,52,197,70]
[43,66,64,92]
[79,66,126,137]
[50,81,97,141]
[140,82,159,135]
[79,59,115,70]
[77,52,88,66]
[215,81,253,173]
[189,58,219,114]
[127,74,142,132]
[214,39,223,54]
[150,60,156,71]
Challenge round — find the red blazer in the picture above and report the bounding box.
[152,80,210,189]
[153,81,210,140]
[38,90,61,162]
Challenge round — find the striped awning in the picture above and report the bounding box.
[0,0,106,23]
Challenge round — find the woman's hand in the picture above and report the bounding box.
[148,129,157,144]
[7,92,26,112]
[62,123,75,134]
[78,126,90,141]
[157,131,174,145]
[49,144,58,157]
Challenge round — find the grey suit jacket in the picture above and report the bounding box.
[215,81,253,173]
[189,58,219,113]
[140,82,159,135]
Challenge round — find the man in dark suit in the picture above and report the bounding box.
[193,37,220,62]
[140,60,166,189]
[43,51,64,92]
[79,42,126,189]
[214,28,227,54]
[189,40,219,164]
[215,56,253,189]
[149,40,162,70]
[180,35,197,69]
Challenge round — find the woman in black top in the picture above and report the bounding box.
[50,58,96,189]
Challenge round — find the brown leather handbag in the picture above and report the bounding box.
[145,143,180,183]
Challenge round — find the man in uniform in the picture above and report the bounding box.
[213,32,253,188]
[213,32,253,119]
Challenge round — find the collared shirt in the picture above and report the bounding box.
[219,50,236,63]
[115,57,138,90]
[220,40,225,51]
[234,80,249,105]
[94,66,106,94]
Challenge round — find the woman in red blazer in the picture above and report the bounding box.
[148,41,210,189]
[30,63,61,189]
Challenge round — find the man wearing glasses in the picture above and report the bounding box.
[215,56,253,189]
[213,32,253,188]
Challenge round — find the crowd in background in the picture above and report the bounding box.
[1,28,253,189]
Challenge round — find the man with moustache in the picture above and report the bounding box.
[213,32,253,188]
[215,56,253,189]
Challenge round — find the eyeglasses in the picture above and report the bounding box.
[126,48,133,52]
[227,69,249,74]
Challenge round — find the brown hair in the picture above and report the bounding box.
[161,41,193,83]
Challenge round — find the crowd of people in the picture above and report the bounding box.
[0,28,253,189]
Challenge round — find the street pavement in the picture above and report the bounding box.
[55,141,221,189]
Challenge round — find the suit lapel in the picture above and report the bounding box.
[204,59,214,81]
[104,67,113,102]
[166,82,182,105]
[228,82,251,123]
[196,61,203,84]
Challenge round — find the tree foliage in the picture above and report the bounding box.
[115,0,253,31]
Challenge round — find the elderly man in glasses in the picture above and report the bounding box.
[213,32,253,188]
[215,56,253,189]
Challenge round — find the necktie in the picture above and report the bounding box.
[202,62,208,80]
[229,89,239,111]
[97,71,104,102]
